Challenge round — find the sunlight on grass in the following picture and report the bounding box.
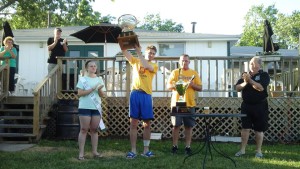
[253,158,300,168]
[0,139,299,169]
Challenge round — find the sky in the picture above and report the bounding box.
[91,0,300,35]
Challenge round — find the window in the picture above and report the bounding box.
[88,51,98,57]
[158,43,184,71]
[158,43,185,56]
[68,51,80,68]
[158,61,178,73]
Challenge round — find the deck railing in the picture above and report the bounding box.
[56,55,300,98]
[32,65,60,136]
[0,61,10,100]
[30,55,300,142]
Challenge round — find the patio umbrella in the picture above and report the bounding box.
[70,23,122,56]
[70,23,122,43]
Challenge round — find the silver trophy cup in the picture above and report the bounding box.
[117,14,140,50]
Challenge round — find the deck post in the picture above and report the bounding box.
[33,92,40,136]
[57,59,63,92]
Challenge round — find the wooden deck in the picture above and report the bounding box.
[1,56,300,143]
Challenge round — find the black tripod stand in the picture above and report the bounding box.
[183,116,237,169]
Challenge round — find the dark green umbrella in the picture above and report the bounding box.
[70,23,122,43]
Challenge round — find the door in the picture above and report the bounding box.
[66,45,104,74]
[63,45,104,90]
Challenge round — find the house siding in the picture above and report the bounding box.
[12,27,240,96]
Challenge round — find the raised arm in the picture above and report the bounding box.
[0,46,16,59]
[121,49,133,62]
[62,38,68,52]
[135,45,154,72]
[122,44,156,72]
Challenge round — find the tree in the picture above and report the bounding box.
[2,1,183,33]
[237,4,300,49]
[275,11,300,49]
[0,0,18,12]
[72,0,101,26]
[0,0,116,29]
[9,2,49,29]
[237,4,278,47]
[137,13,184,32]
[74,0,116,26]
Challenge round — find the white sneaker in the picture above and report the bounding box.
[9,91,16,96]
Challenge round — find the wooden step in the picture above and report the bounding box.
[0,124,33,128]
[0,124,46,128]
[0,116,33,120]
[0,133,35,137]
[4,96,34,104]
[0,140,31,144]
[0,109,33,112]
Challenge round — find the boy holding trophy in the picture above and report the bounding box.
[167,54,202,155]
[121,44,158,158]
[118,14,158,159]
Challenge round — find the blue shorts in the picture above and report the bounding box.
[171,107,196,127]
[129,90,154,120]
[78,109,100,116]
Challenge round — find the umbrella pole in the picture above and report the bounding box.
[105,34,107,57]
[105,42,107,57]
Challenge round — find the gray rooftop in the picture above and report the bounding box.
[7,26,241,42]
[231,46,299,57]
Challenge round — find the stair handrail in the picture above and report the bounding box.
[0,60,10,101]
[32,64,60,137]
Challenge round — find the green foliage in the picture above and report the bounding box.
[275,11,300,49]
[238,4,278,47]
[0,0,115,29]
[73,0,101,26]
[1,1,299,41]
[138,13,184,32]
[0,139,299,169]
[10,2,49,29]
[237,4,300,49]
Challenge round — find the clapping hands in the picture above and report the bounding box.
[4,45,12,51]
[242,72,251,83]
[63,38,67,44]
[93,83,104,91]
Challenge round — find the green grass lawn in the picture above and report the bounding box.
[0,137,299,169]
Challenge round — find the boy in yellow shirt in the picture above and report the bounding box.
[122,44,158,158]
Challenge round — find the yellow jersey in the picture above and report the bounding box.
[168,68,202,107]
[129,57,158,94]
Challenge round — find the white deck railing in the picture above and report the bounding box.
[57,55,300,98]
